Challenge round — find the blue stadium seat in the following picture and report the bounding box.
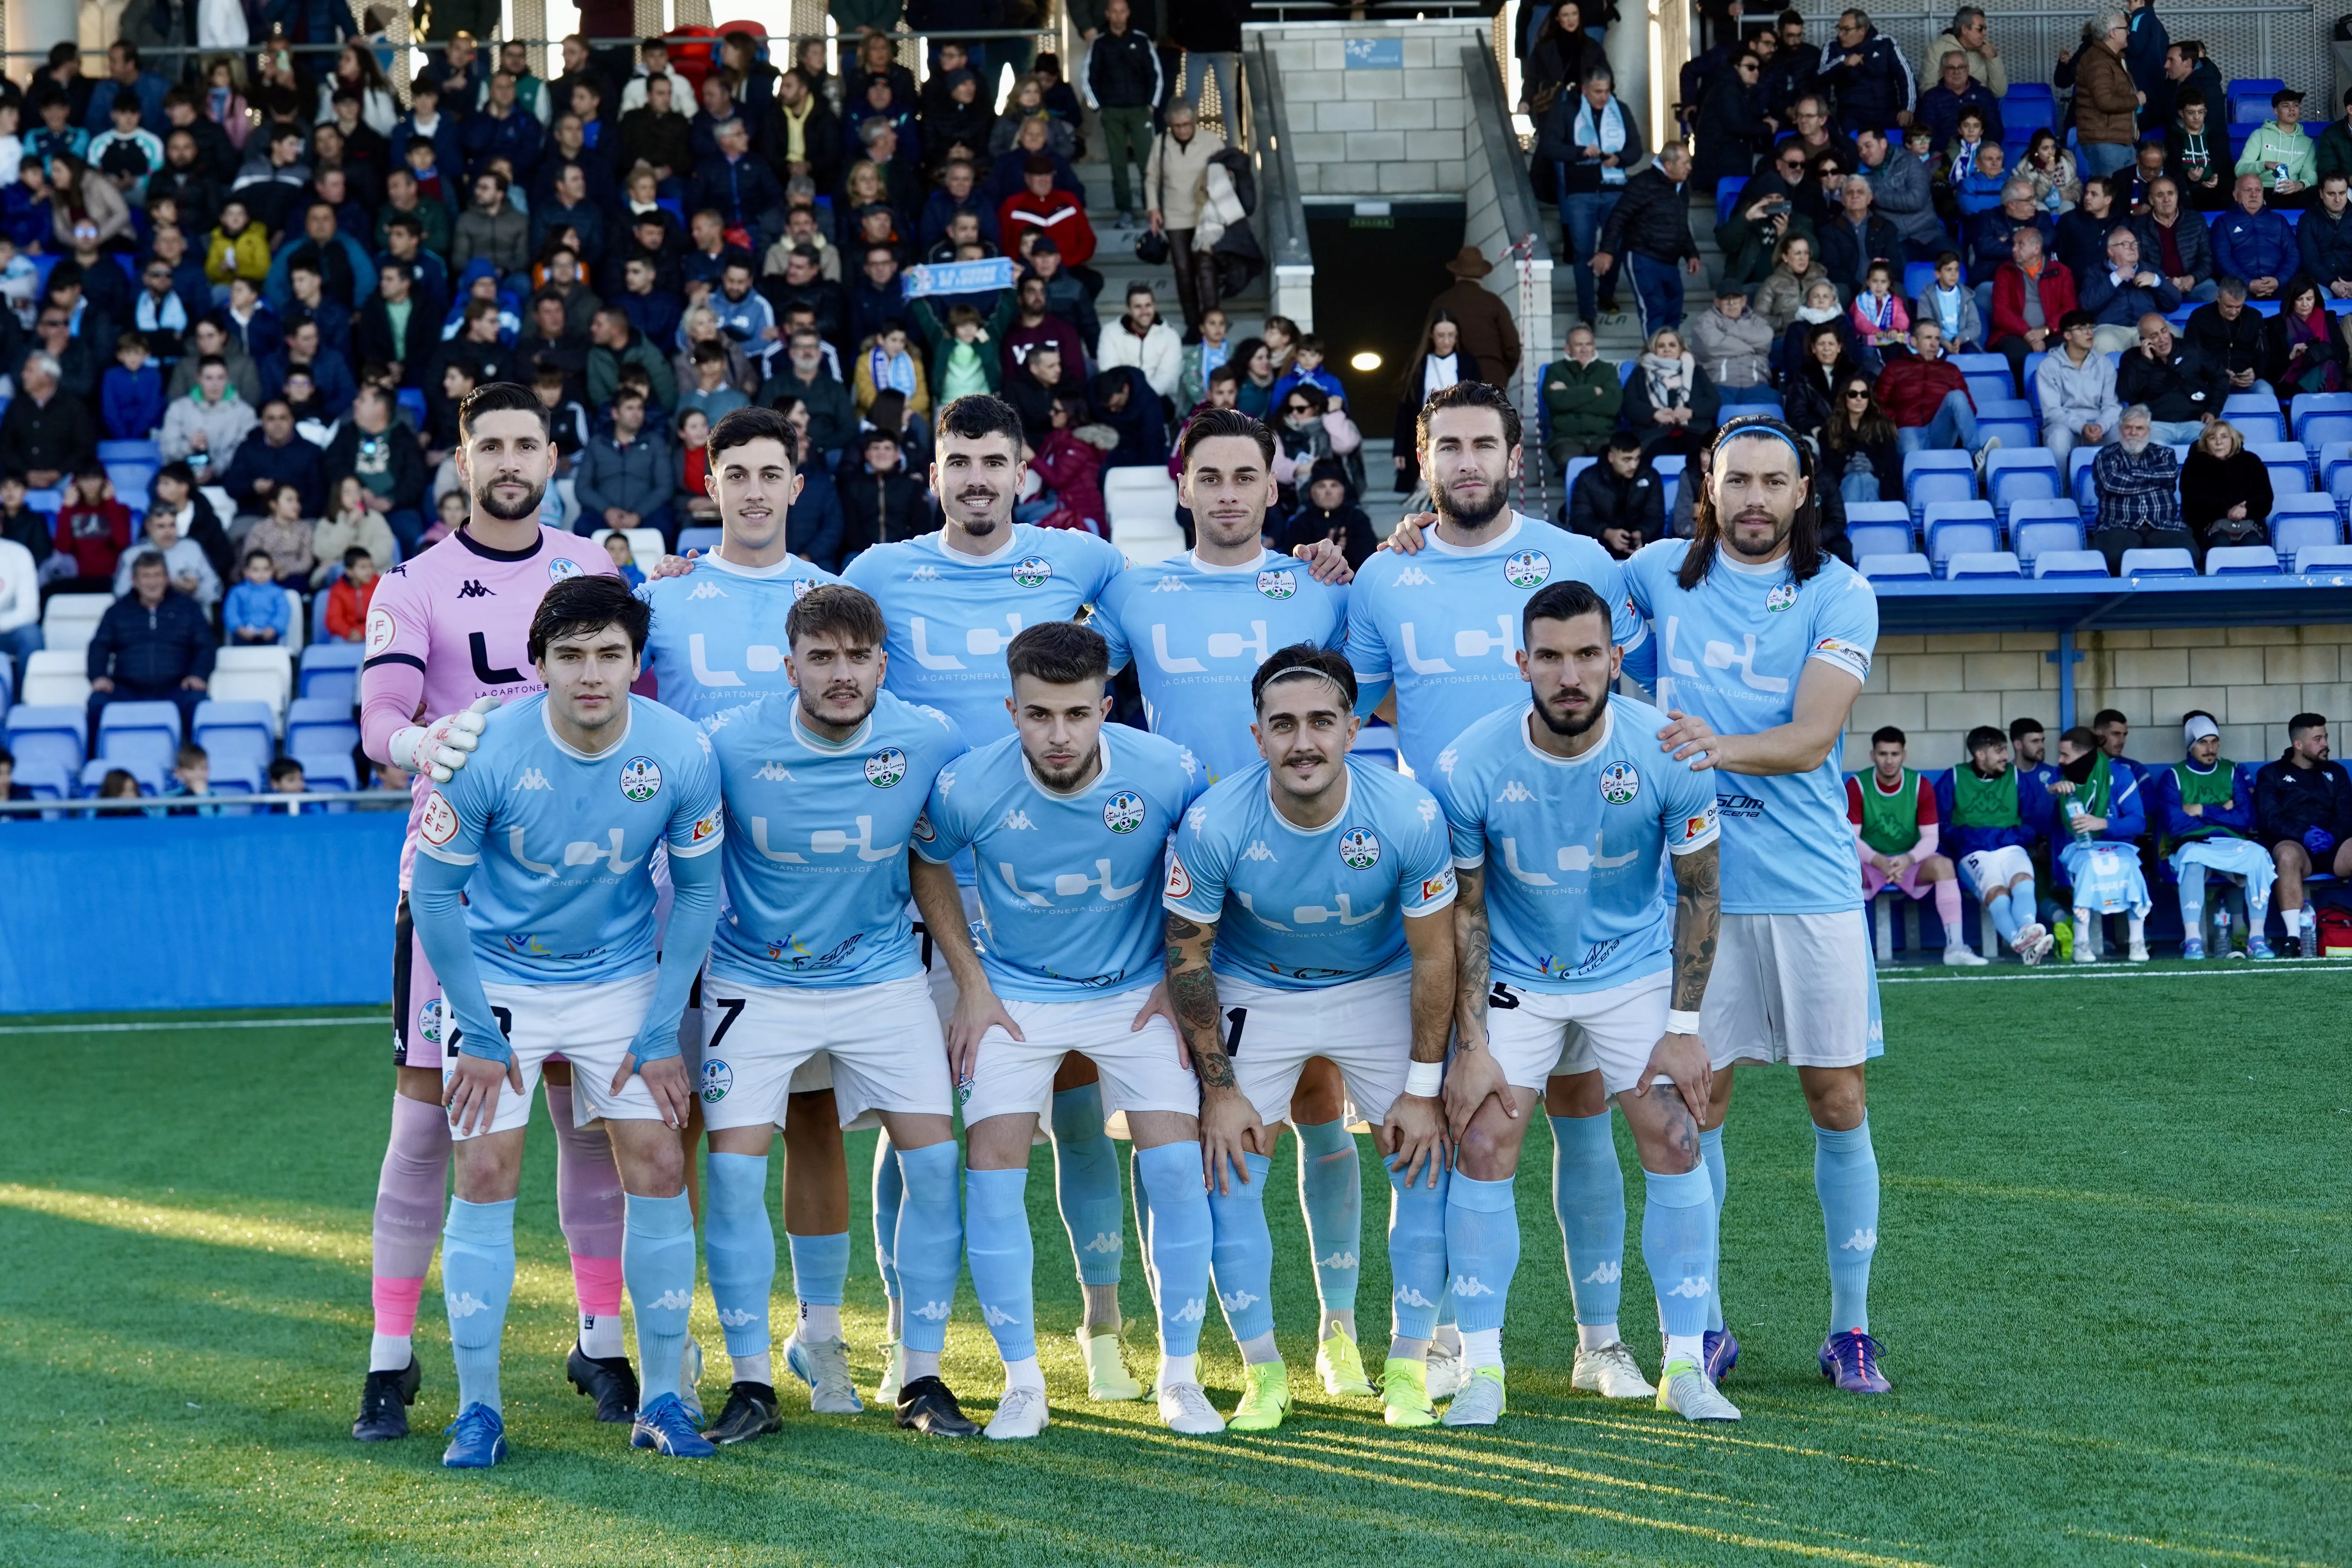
[300,642,364,702]
[96,701,184,769]
[2068,447,2101,509]
[2003,88,2055,137]
[6,704,84,773]
[192,701,276,778]
[2120,547,2197,577]
[2253,442,2313,494]
[1845,501,1914,560]
[2022,351,2050,414]
[1353,724,1401,770]
[294,750,360,791]
[1984,448,2061,516]
[655,194,686,224]
[97,439,162,464]
[1924,502,2000,572]
[1946,551,2021,579]
[2295,543,2352,575]
[1904,260,1941,302]
[1651,454,1686,502]
[396,387,427,429]
[2229,80,2285,123]
[24,487,61,515]
[1903,451,1976,517]
[1564,456,1598,493]
[1859,552,1932,579]
[13,760,70,799]
[106,462,159,503]
[2033,550,2111,578]
[285,696,360,760]
[1716,177,1748,229]
[2298,409,2352,456]
[206,761,264,795]
[1978,411,2037,454]
[2206,544,2281,575]
[80,757,163,797]
[2272,508,2342,570]
[2223,392,2285,444]
[1953,354,2012,407]
[2011,511,2086,568]
[677,526,724,555]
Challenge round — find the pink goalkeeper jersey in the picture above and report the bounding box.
[360,524,618,887]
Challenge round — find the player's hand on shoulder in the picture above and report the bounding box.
[394,695,502,783]
[1657,707,1720,769]
[1291,536,1354,584]
[647,551,699,579]
[1381,512,1436,555]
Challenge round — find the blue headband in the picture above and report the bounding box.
[1714,421,1805,466]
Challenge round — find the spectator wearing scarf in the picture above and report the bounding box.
[2262,274,2342,394]
[1620,325,1717,458]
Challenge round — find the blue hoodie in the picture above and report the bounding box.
[101,362,165,441]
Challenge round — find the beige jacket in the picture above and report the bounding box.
[1926,31,2006,98]
[1143,126,1225,231]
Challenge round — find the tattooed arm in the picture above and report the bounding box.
[1441,862,1512,1140]
[1165,910,1265,1194]
[1383,907,1456,1187]
[1634,838,1719,1124]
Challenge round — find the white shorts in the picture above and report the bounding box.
[1700,911,1881,1071]
[1958,844,2035,897]
[697,972,951,1131]
[1485,969,1672,1097]
[1220,971,1414,1127]
[448,971,664,1140]
[962,989,1200,1127]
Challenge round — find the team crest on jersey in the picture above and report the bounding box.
[1765,581,1798,612]
[912,811,936,843]
[1103,790,1146,833]
[365,605,397,656]
[1338,828,1381,869]
[701,1060,733,1103]
[1599,760,1640,805]
[419,791,460,846]
[419,998,444,1046]
[792,578,816,599]
[865,747,907,787]
[1011,555,1053,587]
[619,756,663,802]
[1504,549,1551,589]
[1256,569,1297,600]
[548,557,585,583]
[1165,854,1193,900]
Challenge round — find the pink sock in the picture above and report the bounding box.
[545,1080,628,1276]
[571,1253,626,1318]
[370,1093,451,1334]
[1933,878,1964,943]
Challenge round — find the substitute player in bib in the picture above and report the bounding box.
[1359,380,1655,1400]
[1630,416,1891,1395]
[1431,580,1732,1426]
[352,383,630,1442]
[696,584,982,1441]
[640,405,867,1419]
[1096,410,1377,1398]
[1161,644,1458,1431]
[913,621,1219,1438]
[2149,712,2277,960]
[408,575,726,1466]
[1935,726,2055,964]
[1845,726,1985,966]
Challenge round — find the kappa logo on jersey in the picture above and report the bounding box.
[513,768,552,791]
[1011,555,1053,587]
[700,1059,733,1102]
[864,747,907,788]
[755,761,794,781]
[456,580,494,599]
[419,998,445,1045]
[1766,581,1798,612]
[1256,569,1297,599]
[1436,746,1459,776]
[1392,566,1433,587]
[1102,791,1146,833]
[1504,549,1551,589]
[618,756,663,801]
[1498,779,1534,803]
[548,558,584,582]
[1150,576,1190,592]
[420,791,461,846]
[1000,808,1037,830]
[909,565,940,581]
[365,606,397,655]
[1417,797,1439,825]
[1600,760,1641,805]
[687,581,727,601]
[1165,854,1194,900]
[1186,804,1208,830]
[1339,828,1381,869]
[1241,840,1277,862]
[690,811,721,843]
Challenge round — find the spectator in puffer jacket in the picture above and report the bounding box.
[1686,283,1776,404]
[1818,10,1916,135]
[85,550,214,743]
[1537,322,1622,468]
[1877,318,1995,459]
[1565,431,1664,558]
[2212,174,2298,300]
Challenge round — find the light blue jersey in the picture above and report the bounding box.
[1624,541,1878,915]
[1165,759,1456,991]
[1432,696,1719,993]
[416,693,725,984]
[1094,549,1349,784]
[842,523,1126,744]
[915,725,1206,1000]
[638,551,838,723]
[1344,513,1652,777]
[702,689,968,989]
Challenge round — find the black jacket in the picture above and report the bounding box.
[1815,212,1907,298]
[1085,28,1163,111]
[1566,459,1666,546]
[838,465,934,562]
[1596,167,1697,264]
[2183,300,2265,379]
[147,163,223,237]
[87,590,216,689]
[220,432,327,519]
[2254,753,2352,843]
[2114,341,2227,424]
[1693,78,1770,188]
[321,420,427,513]
[2259,309,2346,393]
[2299,204,2352,289]
[354,295,443,383]
[1275,501,1378,568]
[0,391,95,481]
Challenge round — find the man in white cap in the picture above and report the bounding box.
[2145,711,2278,958]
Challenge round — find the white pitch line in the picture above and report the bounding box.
[0,1015,389,1036]
[1877,963,2352,985]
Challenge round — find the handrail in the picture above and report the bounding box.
[1460,42,1551,272]
[1243,36,1311,273]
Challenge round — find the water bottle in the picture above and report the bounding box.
[2064,799,2092,843]
[2213,905,2231,953]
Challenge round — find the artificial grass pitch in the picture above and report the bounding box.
[0,970,2345,1568]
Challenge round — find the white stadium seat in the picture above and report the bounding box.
[1105,469,1184,564]
[20,648,91,708]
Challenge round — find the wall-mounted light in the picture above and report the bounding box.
[1350,351,1383,372]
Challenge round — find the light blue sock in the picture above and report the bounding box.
[893,1142,963,1355]
[1294,1119,1361,1313]
[2177,868,2207,938]
[964,1167,1036,1362]
[623,1191,696,1404]
[702,1153,773,1363]
[1985,886,2023,943]
[2013,877,2038,927]
[1443,1174,1520,1335]
[1384,1156,1448,1340]
[786,1230,849,1309]
[1642,1167,1717,1342]
[871,1132,904,1299]
[1207,1150,1276,1345]
[442,1197,515,1416]
[1135,1141,1214,1357]
[1815,1118,1880,1336]
[1698,1125,1727,1333]
[1129,1147,1160,1311]
[1051,1084,1125,1285]
[1548,1112,1625,1328]
[2244,872,2272,930]
[1436,1287,1456,1333]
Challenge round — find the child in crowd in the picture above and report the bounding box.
[224,549,291,644]
[53,467,134,594]
[97,768,143,803]
[244,483,316,584]
[310,476,397,586]
[679,341,749,427]
[417,487,467,549]
[932,304,999,400]
[855,325,929,418]
[1270,333,1345,407]
[267,758,307,795]
[1261,314,1300,380]
[602,531,646,589]
[205,200,270,292]
[102,332,165,441]
[325,546,378,641]
[170,743,209,798]
[674,408,717,525]
[1914,250,1984,353]
[1850,261,1910,358]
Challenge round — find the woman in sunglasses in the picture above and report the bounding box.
[1819,376,1904,504]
